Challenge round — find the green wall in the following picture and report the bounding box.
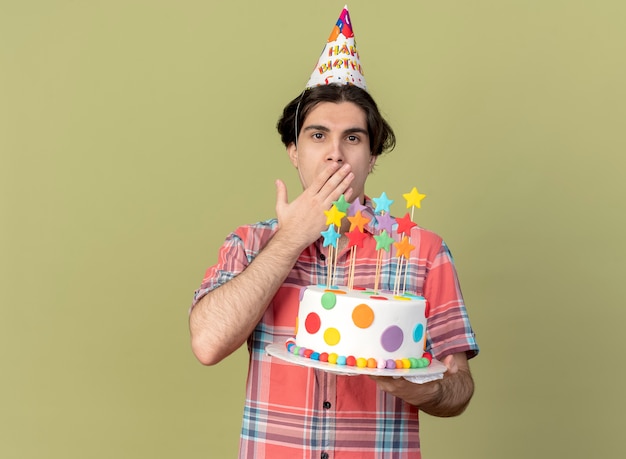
[2,1,625,457]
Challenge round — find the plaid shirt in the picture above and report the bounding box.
[192,199,478,459]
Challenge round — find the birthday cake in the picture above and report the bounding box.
[283,187,433,370]
[288,285,431,369]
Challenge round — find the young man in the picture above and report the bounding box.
[190,7,478,458]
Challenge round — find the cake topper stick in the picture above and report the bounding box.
[373,230,394,293]
[402,260,408,294]
[398,187,426,294]
[393,236,415,295]
[346,209,370,290]
[349,247,356,290]
[329,246,335,288]
[393,258,403,295]
[321,224,340,288]
[322,199,347,288]
[371,192,396,292]
[395,212,417,294]
[346,226,368,290]
[347,242,356,291]
[332,242,340,287]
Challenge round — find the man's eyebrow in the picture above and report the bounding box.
[344,127,369,136]
[302,125,330,132]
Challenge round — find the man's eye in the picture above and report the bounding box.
[347,135,359,142]
[313,133,324,140]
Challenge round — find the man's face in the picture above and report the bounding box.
[287,101,376,203]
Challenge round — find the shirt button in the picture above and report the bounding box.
[323,401,331,409]
[321,453,329,459]
[320,253,326,261]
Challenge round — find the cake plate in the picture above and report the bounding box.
[266,343,446,384]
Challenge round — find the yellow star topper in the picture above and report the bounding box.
[403,187,427,209]
[324,205,346,227]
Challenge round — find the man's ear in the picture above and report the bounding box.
[287,143,298,168]
[368,154,377,173]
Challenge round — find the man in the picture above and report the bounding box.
[190,7,478,458]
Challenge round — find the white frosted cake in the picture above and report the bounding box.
[287,285,432,369]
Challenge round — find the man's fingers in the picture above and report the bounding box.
[313,163,354,203]
[307,162,342,194]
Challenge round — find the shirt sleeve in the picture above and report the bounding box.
[424,241,479,360]
[190,220,278,311]
[191,230,250,309]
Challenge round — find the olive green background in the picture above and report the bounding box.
[2,1,625,458]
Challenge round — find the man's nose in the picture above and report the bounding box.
[326,141,345,163]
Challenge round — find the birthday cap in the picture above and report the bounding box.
[305,5,367,91]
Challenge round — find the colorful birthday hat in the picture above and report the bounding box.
[305,5,367,91]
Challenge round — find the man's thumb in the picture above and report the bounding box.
[275,179,288,208]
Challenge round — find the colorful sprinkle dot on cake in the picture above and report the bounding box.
[305,312,321,334]
[412,323,424,343]
[352,304,374,328]
[321,292,337,310]
[324,328,340,346]
[381,326,404,352]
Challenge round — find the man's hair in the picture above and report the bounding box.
[276,84,396,156]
